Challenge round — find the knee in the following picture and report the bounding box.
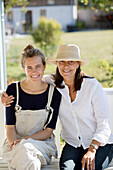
[29,159,41,170]
[60,159,75,170]
[20,141,35,152]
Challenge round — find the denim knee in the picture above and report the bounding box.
[60,159,75,170]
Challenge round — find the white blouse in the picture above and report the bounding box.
[43,75,113,149]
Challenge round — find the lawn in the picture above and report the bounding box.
[6,30,113,87]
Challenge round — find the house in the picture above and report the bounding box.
[5,0,77,34]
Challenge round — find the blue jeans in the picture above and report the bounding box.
[60,143,113,170]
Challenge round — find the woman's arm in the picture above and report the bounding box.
[82,80,110,170]
[12,128,53,147]
[6,125,17,147]
[1,91,14,107]
[91,81,111,145]
[22,128,53,141]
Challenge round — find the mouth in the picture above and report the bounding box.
[31,75,40,78]
[62,70,71,73]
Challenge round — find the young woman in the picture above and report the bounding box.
[2,45,61,170]
[2,44,113,170]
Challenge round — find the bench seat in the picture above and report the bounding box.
[0,157,59,170]
[0,157,113,170]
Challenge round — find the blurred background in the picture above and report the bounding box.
[1,0,113,87]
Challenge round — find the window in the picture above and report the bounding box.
[7,11,13,22]
[26,11,32,24]
[48,0,55,5]
[40,9,46,17]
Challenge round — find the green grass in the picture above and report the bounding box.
[6,30,113,87]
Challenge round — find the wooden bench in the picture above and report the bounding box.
[0,88,113,169]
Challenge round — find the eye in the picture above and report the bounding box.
[60,61,64,64]
[27,66,32,70]
[68,61,74,65]
[36,65,41,69]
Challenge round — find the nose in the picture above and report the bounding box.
[32,68,37,73]
[63,62,69,67]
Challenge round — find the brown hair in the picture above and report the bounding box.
[53,66,93,91]
[21,45,46,68]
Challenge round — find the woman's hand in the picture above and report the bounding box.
[10,139,22,149]
[81,147,96,170]
[1,91,14,107]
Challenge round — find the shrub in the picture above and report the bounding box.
[32,17,62,57]
[100,59,113,87]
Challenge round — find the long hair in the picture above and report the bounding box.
[53,66,93,91]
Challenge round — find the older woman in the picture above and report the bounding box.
[1,44,113,170]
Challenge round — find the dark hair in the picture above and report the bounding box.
[21,45,46,68]
[53,66,93,91]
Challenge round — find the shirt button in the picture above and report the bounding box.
[78,136,81,140]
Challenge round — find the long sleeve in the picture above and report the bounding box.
[91,82,111,146]
[6,83,17,125]
[42,74,55,85]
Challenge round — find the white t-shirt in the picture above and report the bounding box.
[43,74,113,149]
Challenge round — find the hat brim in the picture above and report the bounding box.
[47,58,89,66]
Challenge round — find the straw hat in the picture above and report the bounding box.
[48,44,89,66]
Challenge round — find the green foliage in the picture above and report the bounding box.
[32,17,62,57]
[80,0,113,12]
[4,0,28,11]
[76,20,85,30]
[100,59,113,87]
[79,0,89,6]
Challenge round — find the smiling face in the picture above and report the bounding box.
[23,55,46,82]
[58,61,79,82]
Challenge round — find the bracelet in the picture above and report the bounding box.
[90,143,98,150]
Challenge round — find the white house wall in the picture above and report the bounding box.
[13,8,22,33]
[6,5,77,33]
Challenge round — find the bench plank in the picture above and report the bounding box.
[0,158,59,170]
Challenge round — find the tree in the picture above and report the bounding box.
[4,0,28,10]
[80,0,113,12]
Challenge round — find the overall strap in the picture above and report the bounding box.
[15,82,22,112]
[47,85,55,108]
[44,85,55,129]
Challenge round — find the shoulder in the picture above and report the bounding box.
[84,77,101,88]
[83,77,104,95]
[6,82,16,90]
[84,78,105,98]
[6,82,18,95]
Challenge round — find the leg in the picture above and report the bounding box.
[10,142,42,170]
[95,144,113,170]
[60,143,85,170]
[29,159,41,170]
